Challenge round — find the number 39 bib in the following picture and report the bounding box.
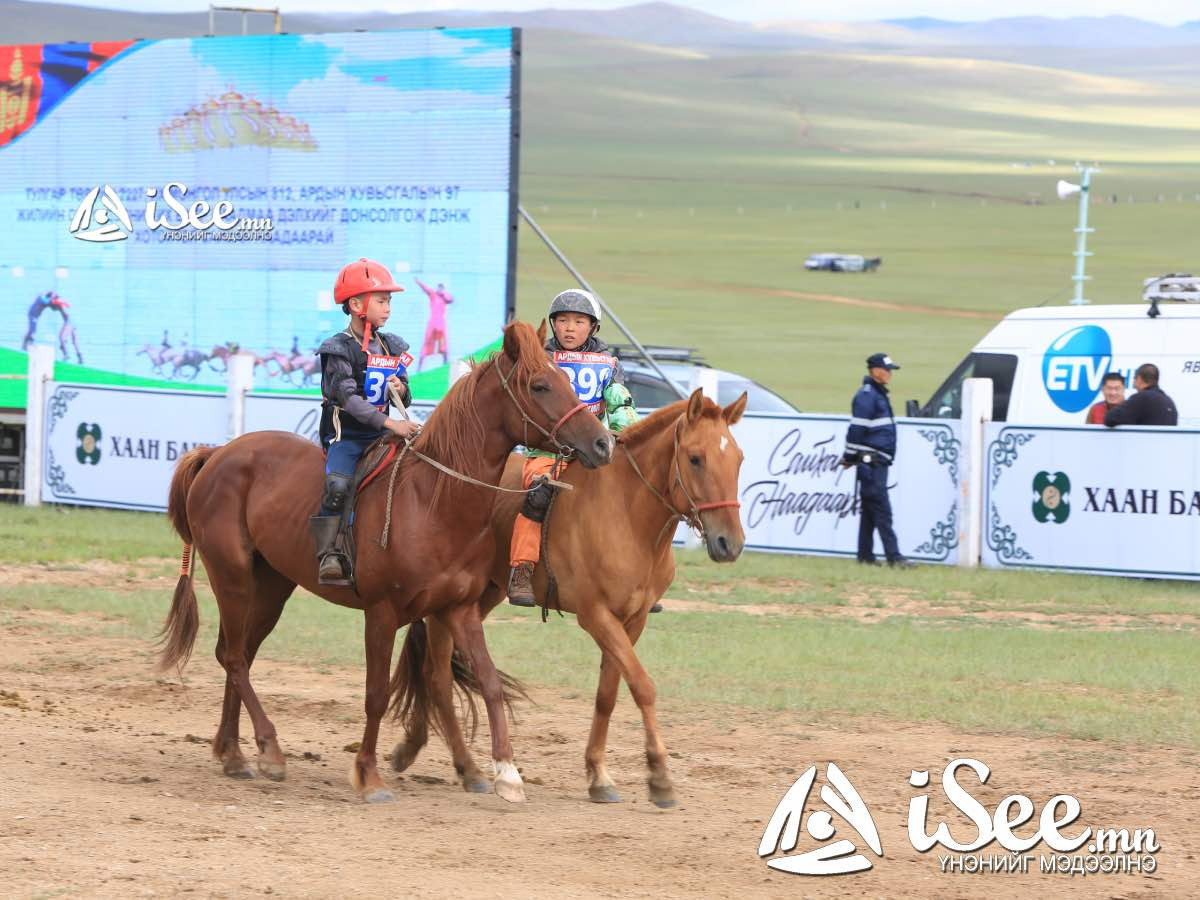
[364,351,414,411]
[553,350,615,415]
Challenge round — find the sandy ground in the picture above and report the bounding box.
[1,606,1196,899]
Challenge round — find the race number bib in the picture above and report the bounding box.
[364,352,414,410]
[553,350,615,414]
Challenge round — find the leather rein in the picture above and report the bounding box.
[377,354,586,547]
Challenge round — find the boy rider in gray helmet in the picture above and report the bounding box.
[507,289,638,605]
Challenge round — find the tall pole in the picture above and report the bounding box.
[1070,166,1096,306]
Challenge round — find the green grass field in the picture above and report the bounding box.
[2,504,1197,748]
[512,32,1200,412]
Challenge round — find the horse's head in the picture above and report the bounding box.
[497,321,613,469]
[674,388,747,562]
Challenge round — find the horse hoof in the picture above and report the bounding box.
[390,744,419,773]
[650,791,678,809]
[364,788,395,804]
[588,784,621,804]
[257,759,287,782]
[494,779,526,803]
[222,761,254,779]
[463,777,491,794]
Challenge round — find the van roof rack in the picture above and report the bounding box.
[609,344,709,366]
[1143,273,1200,303]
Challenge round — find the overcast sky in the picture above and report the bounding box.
[54,0,1199,26]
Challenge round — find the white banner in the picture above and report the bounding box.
[40,384,961,566]
[730,414,962,564]
[42,383,226,511]
[983,423,1200,579]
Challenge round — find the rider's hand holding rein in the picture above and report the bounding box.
[386,418,420,440]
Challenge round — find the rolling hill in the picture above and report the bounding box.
[2,1,1197,410]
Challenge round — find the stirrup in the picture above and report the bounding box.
[318,552,352,587]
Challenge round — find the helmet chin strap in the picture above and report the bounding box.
[358,296,372,351]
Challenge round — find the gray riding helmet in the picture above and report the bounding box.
[548,289,602,329]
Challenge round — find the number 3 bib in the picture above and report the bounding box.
[364,351,414,411]
[553,350,615,415]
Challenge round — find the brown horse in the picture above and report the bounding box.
[157,321,614,803]
[389,389,747,807]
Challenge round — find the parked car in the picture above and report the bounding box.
[805,252,881,273]
[609,345,798,414]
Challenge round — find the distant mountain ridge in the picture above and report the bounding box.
[1,0,1198,50]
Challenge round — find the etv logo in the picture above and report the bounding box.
[1042,325,1112,414]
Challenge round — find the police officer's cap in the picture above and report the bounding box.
[866,352,900,370]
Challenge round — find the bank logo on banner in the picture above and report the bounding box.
[758,758,1160,880]
[1042,325,1112,413]
[757,762,883,875]
[69,185,134,243]
[76,422,102,465]
[1032,471,1070,523]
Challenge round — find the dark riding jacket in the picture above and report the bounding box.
[317,329,411,448]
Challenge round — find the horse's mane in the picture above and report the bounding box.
[617,395,722,447]
[407,322,548,503]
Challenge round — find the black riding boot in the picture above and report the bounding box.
[313,473,353,586]
[310,515,349,585]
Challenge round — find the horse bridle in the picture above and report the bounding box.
[495,355,589,456]
[620,415,741,544]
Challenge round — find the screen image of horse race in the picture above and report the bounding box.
[1,1,1198,898]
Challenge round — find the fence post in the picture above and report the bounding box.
[226,351,255,440]
[958,378,993,567]
[23,345,54,507]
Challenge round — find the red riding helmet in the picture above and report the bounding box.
[333,258,405,306]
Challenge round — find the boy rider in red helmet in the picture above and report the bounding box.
[309,258,420,585]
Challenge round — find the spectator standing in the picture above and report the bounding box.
[1104,364,1177,427]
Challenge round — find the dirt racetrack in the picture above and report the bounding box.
[2,605,1196,899]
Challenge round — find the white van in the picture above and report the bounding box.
[908,300,1200,426]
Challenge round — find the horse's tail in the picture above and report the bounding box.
[158,446,217,673]
[389,619,528,744]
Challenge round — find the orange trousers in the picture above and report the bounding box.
[509,455,557,566]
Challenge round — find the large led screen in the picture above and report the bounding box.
[0,28,520,407]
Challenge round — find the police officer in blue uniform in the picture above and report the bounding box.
[843,352,914,568]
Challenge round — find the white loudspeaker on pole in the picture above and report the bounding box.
[1056,179,1082,199]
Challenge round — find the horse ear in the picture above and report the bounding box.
[723,391,748,425]
[502,322,520,360]
[686,387,705,423]
[537,318,548,345]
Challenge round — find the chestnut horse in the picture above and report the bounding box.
[389,390,747,807]
[157,322,614,803]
